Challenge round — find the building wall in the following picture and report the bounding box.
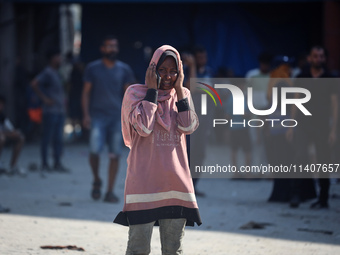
[324,0,340,74]
[0,3,16,120]
[80,2,325,82]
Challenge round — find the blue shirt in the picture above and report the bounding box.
[197,66,214,79]
[36,67,65,114]
[84,59,135,119]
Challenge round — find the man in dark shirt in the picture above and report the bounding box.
[31,49,69,173]
[194,46,214,79]
[287,46,338,209]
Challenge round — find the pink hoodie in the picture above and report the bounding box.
[120,45,200,215]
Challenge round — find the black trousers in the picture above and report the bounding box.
[292,126,330,204]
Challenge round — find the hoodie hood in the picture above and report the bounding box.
[149,45,182,71]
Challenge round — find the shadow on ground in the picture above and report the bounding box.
[1,144,340,247]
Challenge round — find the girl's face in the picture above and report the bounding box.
[157,56,178,90]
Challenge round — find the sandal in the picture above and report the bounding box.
[103,192,119,203]
[0,204,10,213]
[91,179,102,200]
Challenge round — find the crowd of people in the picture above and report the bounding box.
[0,37,339,251]
[248,46,339,209]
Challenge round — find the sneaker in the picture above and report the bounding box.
[10,166,27,176]
[289,195,300,208]
[0,204,10,213]
[53,163,70,173]
[103,192,119,203]
[91,179,102,200]
[195,190,206,197]
[41,164,52,172]
[0,162,8,175]
[0,162,7,172]
[28,162,39,172]
[310,200,329,209]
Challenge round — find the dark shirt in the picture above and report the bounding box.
[84,59,135,119]
[35,67,66,114]
[197,66,214,78]
[295,69,337,130]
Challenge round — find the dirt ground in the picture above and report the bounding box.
[1,144,340,254]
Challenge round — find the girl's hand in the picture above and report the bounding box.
[145,62,158,90]
[174,61,184,99]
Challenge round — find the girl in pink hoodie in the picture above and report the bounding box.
[114,45,201,254]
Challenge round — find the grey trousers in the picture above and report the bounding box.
[125,218,187,255]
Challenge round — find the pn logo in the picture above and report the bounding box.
[198,82,311,117]
[197,82,222,115]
